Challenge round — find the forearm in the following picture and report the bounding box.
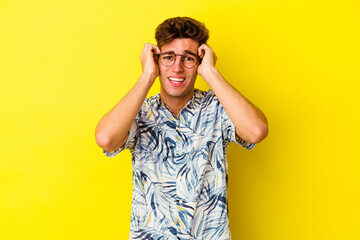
[95,73,154,151]
[202,67,268,143]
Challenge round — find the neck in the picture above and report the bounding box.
[160,90,194,118]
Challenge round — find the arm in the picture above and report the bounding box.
[197,44,268,144]
[95,43,161,152]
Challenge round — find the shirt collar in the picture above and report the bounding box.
[151,89,202,111]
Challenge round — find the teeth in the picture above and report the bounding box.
[169,77,185,82]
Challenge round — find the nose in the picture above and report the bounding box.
[171,56,184,72]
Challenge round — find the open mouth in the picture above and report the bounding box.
[168,77,185,83]
[168,77,185,86]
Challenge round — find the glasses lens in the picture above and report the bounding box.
[160,53,175,67]
[160,53,198,68]
[182,54,197,68]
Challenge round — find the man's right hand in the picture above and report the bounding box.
[96,43,161,152]
[140,43,161,84]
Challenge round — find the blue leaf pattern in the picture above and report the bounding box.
[104,89,255,239]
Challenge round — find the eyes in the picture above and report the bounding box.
[162,55,173,60]
[161,54,196,62]
[184,56,196,62]
[159,52,199,68]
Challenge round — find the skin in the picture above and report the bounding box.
[95,38,268,152]
[158,38,200,117]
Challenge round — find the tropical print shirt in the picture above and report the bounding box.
[104,89,255,240]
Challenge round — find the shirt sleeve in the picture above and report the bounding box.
[221,100,256,150]
[102,115,139,157]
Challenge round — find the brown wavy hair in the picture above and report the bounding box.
[155,17,209,48]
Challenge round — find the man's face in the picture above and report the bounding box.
[159,38,199,103]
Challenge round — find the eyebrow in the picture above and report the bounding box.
[184,50,198,57]
[162,50,198,57]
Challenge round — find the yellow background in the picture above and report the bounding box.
[1,0,359,239]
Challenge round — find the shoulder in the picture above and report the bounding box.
[194,89,220,108]
[136,93,160,119]
[146,93,161,107]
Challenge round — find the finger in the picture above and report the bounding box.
[153,46,161,55]
[198,44,206,58]
[149,45,161,58]
[150,46,161,63]
[141,43,153,58]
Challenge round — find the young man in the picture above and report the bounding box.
[96,17,268,240]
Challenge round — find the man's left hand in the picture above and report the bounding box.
[197,44,217,78]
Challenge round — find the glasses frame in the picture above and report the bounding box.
[157,52,199,69]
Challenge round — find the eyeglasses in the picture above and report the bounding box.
[157,52,199,69]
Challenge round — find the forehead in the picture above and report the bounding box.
[161,38,199,54]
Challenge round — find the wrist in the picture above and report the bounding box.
[140,71,158,83]
[200,66,219,82]
[139,72,157,87]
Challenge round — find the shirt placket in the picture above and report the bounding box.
[172,118,182,236]
[160,102,193,237]
[175,117,195,238]
[159,107,182,237]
